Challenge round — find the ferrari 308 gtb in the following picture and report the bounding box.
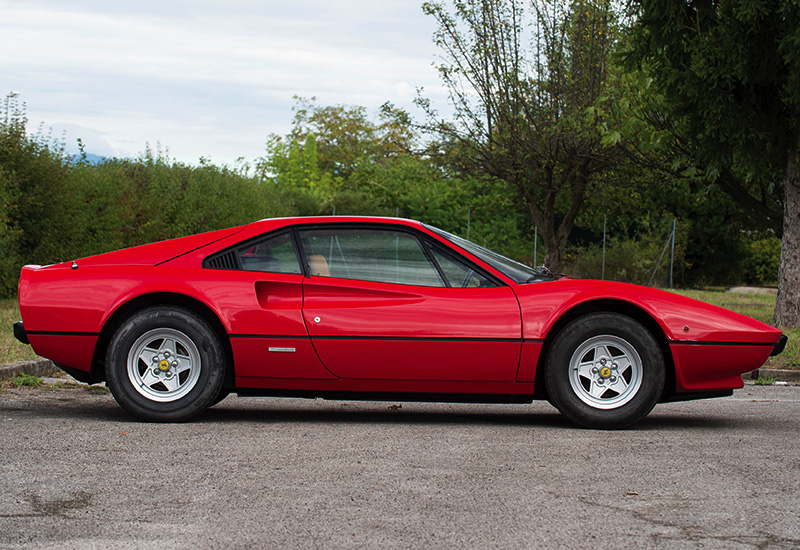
[13,216,787,428]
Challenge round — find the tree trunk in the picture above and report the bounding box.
[528,201,566,273]
[524,172,587,274]
[774,139,800,328]
[543,242,564,273]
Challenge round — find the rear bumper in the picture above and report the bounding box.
[13,322,29,345]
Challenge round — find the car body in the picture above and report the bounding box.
[13,216,786,428]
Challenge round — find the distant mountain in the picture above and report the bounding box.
[71,153,106,165]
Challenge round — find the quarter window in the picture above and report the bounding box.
[237,232,302,274]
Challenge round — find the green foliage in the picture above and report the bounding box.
[605,46,784,235]
[563,224,684,286]
[0,93,72,294]
[260,133,337,208]
[627,2,797,184]
[418,0,626,271]
[742,235,781,287]
[0,85,786,296]
[0,96,296,297]
[4,373,43,388]
[0,167,21,296]
[625,2,800,325]
[754,376,777,386]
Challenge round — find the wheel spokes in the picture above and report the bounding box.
[589,379,608,399]
[608,372,629,394]
[140,368,161,389]
[161,374,180,393]
[138,345,160,367]
[159,338,177,355]
[577,358,596,380]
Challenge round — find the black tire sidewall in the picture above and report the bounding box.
[545,313,665,429]
[106,307,225,422]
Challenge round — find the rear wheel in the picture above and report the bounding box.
[106,307,225,422]
[545,313,665,429]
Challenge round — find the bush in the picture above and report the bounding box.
[563,232,683,286]
[742,235,781,287]
[0,99,298,297]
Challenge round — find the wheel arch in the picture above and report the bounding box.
[533,298,676,402]
[90,292,235,388]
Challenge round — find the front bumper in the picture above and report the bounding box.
[771,334,789,356]
[13,322,29,345]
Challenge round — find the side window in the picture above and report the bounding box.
[298,228,445,287]
[238,232,302,274]
[430,246,496,288]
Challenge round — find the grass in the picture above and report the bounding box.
[42,380,110,394]
[0,372,110,393]
[754,376,778,386]
[2,372,43,388]
[1,289,797,370]
[671,289,776,324]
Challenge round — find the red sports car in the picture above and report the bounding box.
[13,216,786,428]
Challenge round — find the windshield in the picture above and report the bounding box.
[423,224,558,284]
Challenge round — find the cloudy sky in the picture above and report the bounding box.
[1,0,448,165]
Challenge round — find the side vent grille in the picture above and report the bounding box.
[205,251,239,270]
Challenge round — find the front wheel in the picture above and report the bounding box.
[105,307,226,422]
[545,313,665,429]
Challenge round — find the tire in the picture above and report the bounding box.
[105,306,226,422]
[545,313,665,429]
[210,389,231,406]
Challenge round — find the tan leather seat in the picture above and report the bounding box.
[309,254,330,277]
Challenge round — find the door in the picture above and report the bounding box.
[201,230,333,380]
[298,226,522,381]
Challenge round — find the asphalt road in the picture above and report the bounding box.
[1,382,799,549]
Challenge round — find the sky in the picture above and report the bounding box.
[0,0,448,165]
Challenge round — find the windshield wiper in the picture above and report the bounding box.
[525,266,561,283]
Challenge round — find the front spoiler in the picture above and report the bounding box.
[13,322,29,345]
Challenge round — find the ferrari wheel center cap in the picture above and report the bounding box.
[158,359,171,372]
[599,366,612,378]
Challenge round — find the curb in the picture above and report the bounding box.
[750,368,800,383]
[0,358,59,380]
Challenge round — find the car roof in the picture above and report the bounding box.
[250,215,425,228]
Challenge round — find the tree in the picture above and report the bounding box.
[599,67,784,236]
[258,98,439,216]
[260,133,338,211]
[418,0,624,271]
[626,2,800,327]
[280,97,417,182]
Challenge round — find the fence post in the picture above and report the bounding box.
[648,228,672,287]
[669,218,676,289]
[534,227,538,266]
[602,215,607,280]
